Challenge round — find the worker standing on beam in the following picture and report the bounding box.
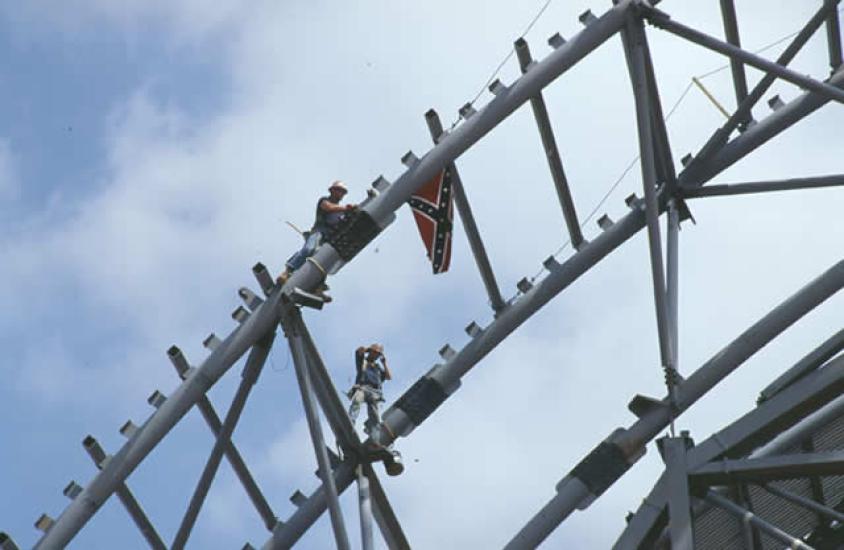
[276,180,357,294]
[348,344,392,435]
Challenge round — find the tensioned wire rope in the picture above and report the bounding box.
[439,0,841,287]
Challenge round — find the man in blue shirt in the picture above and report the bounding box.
[276,181,356,290]
[348,343,392,435]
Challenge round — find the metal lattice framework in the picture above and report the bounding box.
[4,1,844,548]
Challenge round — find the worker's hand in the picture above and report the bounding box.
[345,204,357,211]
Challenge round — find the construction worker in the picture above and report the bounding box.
[277,180,357,290]
[348,344,392,435]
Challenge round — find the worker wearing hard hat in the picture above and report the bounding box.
[348,343,392,435]
[277,180,357,294]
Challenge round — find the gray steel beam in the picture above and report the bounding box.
[623,15,674,370]
[684,174,844,198]
[509,260,844,549]
[357,466,375,550]
[513,38,585,250]
[646,7,844,105]
[82,436,167,550]
[292,310,411,550]
[637,20,677,190]
[615,358,844,548]
[281,0,636,307]
[682,1,839,180]
[172,335,274,550]
[759,328,844,403]
[827,7,843,71]
[34,285,286,549]
[761,482,844,524]
[424,110,506,312]
[690,65,844,187]
[195,394,276,529]
[666,200,679,369]
[719,0,751,126]
[283,311,351,550]
[704,491,813,549]
[114,486,167,550]
[263,463,356,550]
[690,451,844,485]
[0,533,20,550]
[661,436,694,550]
[361,462,410,550]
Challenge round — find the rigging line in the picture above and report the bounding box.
[450,0,554,130]
[695,5,844,80]
[528,80,694,283]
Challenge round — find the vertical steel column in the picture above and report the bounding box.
[284,312,351,550]
[623,15,674,369]
[661,436,694,550]
[704,491,813,549]
[292,309,411,549]
[171,335,275,550]
[357,465,375,550]
[827,5,843,71]
[666,199,680,369]
[513,38,585,250]
[719,0,751,128]
[424,110,505,312]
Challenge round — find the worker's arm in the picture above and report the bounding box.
[320,199,356,213]
[355,347,365,373]
[380,355,392,381]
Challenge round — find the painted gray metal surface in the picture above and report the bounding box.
[690,451,844,485]
[684,174,844,198]
[680,0,840,182]
[171,334,274,550]
[704,491,813,549]
[647,7,844,105]
[761,483,844,524]
[357,466,375,550]
[424,109,505,312]
[661,437,694,550]
[284,311,351,550]
[22,2,844,548]
[759,328,844,403]
[514,37,585,250]
[718,0,750,125]
[512,262,844,549]
[615,356,844,549]
[33,287,285,549]
[623,16,674,371]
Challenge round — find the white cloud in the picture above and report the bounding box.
[4,1,844,548]
[0,139,19,201]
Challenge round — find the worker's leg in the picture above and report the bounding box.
[285,231,322,273]
[363,389,383,435]
[347,388,365,425]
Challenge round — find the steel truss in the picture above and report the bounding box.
[6,0,844,548]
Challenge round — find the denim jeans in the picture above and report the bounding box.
[285,230,322,272]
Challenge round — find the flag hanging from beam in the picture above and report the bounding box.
[408,167,455,274]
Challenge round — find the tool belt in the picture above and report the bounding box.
[347,384,384,402]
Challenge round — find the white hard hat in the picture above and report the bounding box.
[329,180,348,193]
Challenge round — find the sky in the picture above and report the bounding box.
[1,1,842,548]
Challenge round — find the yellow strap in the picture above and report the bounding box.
[306,257,327,277]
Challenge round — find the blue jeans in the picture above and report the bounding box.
[285,230,322,272]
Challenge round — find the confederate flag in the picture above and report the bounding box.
[408,167,455,274]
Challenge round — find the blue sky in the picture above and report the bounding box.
[2,1,843,549]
